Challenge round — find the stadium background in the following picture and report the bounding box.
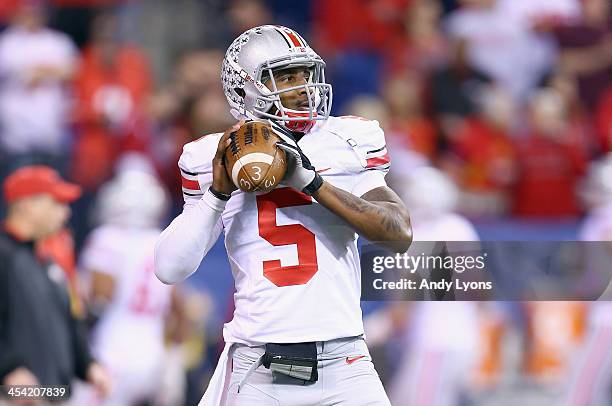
[0,0,610,405]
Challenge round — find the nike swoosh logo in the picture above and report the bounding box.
[345,355,366,365]
[316,167,332,173]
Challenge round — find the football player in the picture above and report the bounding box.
[155,25,412,405]
[387,166,481,405]
[72,157,187,406]
[561,153,612,406]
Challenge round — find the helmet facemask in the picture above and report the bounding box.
[254,56,332,133]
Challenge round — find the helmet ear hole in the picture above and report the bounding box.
[234,88,246,98]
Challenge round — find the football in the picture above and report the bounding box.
[224,121,287,192]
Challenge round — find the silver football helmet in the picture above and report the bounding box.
[95,154,169,228]
[399,166,459,219]
[221,25,333,133]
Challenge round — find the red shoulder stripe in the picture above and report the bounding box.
[366,153,390,168]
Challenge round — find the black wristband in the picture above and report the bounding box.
[302,173,324,196]
[208,186,231,201]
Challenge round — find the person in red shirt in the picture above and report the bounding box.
[596,86,612,152]
[443,85,517,217]
[311,0,411,57]
[70,11,152,191]
[513,89,589,217]
[384,0,448,76]
[382,73,438,159]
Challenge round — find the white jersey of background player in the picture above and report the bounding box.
[73,155,185,406]
[155,25,412,406]
[562,153,612,406]
[386,166,481,406]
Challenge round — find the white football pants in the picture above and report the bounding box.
[225,336,391,406]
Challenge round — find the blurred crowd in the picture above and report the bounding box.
[0,0,611,405]
[1,0,611,226]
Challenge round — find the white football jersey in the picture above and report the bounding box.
[179,116,390,345]
[409,214,480,351]
[80,225,173,368]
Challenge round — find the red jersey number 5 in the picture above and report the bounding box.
[256,188,318,287]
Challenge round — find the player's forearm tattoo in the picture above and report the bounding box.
[378,208,405,235]
[324,185,409,239]
[334,189,370,213]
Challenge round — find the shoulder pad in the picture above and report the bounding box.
[325,116,389,171]
[178,133,222,175]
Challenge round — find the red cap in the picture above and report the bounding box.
[3,165,82,203]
